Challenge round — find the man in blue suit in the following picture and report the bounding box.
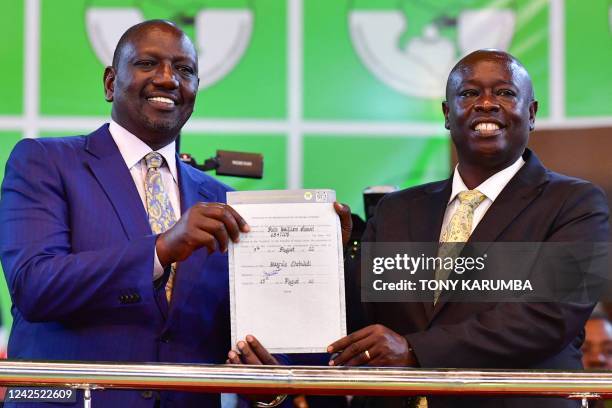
[0,20,253,407]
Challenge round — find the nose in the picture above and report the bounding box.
[152,62,179,89]
[474,94,500,112]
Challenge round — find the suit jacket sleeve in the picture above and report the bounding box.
[372,182,610,368]
[0,138,158,323]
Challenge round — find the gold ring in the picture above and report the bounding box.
[364,350,371,360]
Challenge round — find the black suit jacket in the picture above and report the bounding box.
[355,149,610,408]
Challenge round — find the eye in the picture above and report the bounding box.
[177,65,196,75]
[498,89,516,97]
[135,60,155,68]
[459,89,478,97]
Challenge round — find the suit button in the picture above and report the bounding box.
[141,390,153,399]
[160,334,170,343]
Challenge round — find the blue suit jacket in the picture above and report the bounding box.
[0,125,234,407]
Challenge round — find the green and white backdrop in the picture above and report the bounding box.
[0,0,611,332]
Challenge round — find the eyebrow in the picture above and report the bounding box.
[458,79,518,87]
[132,51,196,63]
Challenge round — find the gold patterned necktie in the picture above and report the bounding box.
[433,189,486,304]
[144,152,178,302]
[418,190,486,408]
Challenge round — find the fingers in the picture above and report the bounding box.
[195,203,244,246]
[334,201,351,221]
[159,202,250,263]
[327,326,376,366]
[327,326,371,354]
[329,335,374,367]
[244,335,278,365]
[225,205,250,233]
[193,216,230,253]
[327,325,413,367]
[235,339,262,365]
[227,336,278,366]
[227,349,242,364]
[334,202,352,247]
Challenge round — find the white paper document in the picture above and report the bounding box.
[227,189,347,353]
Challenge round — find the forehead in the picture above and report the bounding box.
[586,319,612,339]
[120,25,196,62]
[449,57,529,89]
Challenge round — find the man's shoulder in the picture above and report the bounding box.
[542,168,607,202]
[11,134,88,160]
[524,150,605,199]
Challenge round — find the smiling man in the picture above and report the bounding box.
[0,20,253,408]
[328,50,609,408]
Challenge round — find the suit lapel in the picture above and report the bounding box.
[166,160,217,321]
[410,180,452,321]
[84,125,150,240]
[409,181,451,243]
[430,150,549,322]
[468,150,548,243]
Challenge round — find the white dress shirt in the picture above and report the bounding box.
[440,156,525,240]
[108,120,181,279]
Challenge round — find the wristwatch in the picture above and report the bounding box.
[253,394,288,407]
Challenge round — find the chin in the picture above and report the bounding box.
[142,115,183,134]
[150,120,177,132]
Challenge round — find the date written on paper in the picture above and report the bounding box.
[238,223,334,290]
[5,387,77,402]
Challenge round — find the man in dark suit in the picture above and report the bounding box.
[0,20,257,408]
[327,50,610,407]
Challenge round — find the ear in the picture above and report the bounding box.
[442,101,450,129]
[103,66,115,102]
[528,100,538,131]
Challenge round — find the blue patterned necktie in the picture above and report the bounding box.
[144,152,178,302]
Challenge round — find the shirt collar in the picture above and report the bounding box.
[448,155,525,205]
[108,120,178,182]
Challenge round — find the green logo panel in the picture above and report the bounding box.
[304,0,549,121]
[566,0,612,117]
[303,135,450,217]
[180,133,287,190]
[0,1,24,115]
[40,0,286,118]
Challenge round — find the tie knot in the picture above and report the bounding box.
[458,189,486,209]
[144,152,163,170]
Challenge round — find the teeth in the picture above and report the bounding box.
[148,96,175,105]
[475,122,500,132]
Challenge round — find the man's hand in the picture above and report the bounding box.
[334,202,352,248]
[226,335,279,366]
[227,336,286,406]
[156,202,249,266]
[327,324,417,367]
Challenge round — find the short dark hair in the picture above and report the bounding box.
[445,49,535,101]
[111,19,180,68]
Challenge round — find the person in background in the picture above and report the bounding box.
[583,311,612,408]
[583,311,612,369]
